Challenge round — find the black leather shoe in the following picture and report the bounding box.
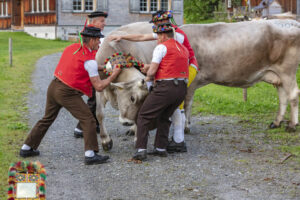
[148,149,168,157]
[84,154,109,165]
[20,148,40,158]
[74,130,83,138]
[167,139,187,153]
[132,150,147,161]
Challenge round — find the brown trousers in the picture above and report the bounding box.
[24,78,99,152]
[136,80,187,149]
[76,87,99,130]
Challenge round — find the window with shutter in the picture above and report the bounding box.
[72,0,95,12]
[85,0,93,11]
[73,0,82,11]
[150,0,157,12]
[161,0,168,11]
[129,0,181,14]
[140,0,147,12]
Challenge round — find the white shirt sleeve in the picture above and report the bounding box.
[151,44,167,64]
[152,33,158,39]
[84,60,99,77]
[175,32,184,44]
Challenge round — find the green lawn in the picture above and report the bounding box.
[0,32,71,199]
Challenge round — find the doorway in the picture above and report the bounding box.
[12,0,22,27]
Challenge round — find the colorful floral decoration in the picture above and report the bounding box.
[103,52,144,76]
[151,10,173,22]
[8,161,46,200]
[152,23,173,33]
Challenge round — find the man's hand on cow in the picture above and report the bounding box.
[112,65,122,75]
[108,35,122,42]
[141,64,150,74]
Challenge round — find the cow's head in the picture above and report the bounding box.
[111,79,148,126]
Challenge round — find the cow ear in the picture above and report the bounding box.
[110,82,125,90]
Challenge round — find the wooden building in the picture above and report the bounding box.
[0,0,184,40]
[242,0,297,14]
[226,0,297,15]
[0,0,56,29]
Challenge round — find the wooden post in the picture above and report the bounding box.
[9,37,12,67]
[243,88,247,102]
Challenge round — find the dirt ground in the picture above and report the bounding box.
[25,53,300,200]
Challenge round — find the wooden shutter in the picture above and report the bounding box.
[129,0,140,13]
[97,0,108,11]
[61,0,73,12]
[172,0,182,13]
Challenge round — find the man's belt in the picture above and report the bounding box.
[156,78,188,85]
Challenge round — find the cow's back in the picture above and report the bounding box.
[181,20,300,87]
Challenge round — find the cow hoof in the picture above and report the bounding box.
[102,139,113,151]
[184,127,190,134]
[269,122,280,129]
[125,130,135,136]
[285,126,296,133]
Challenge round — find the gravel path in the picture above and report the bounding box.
[26,53,300,200]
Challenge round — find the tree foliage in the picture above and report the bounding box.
[232,0,242,7]
[184,0,221,22]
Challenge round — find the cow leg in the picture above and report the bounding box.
[96,92,113,151]
[132,124,137,143]
[183,80,206,134]
[281,76,299,132]
[270,86,288,129]
[285,84,299,132]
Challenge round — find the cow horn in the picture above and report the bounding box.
[110,82,125,89]
[138,79,145,87]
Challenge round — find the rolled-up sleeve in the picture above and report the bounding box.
[151,44,167,64]
[84,60,99,77]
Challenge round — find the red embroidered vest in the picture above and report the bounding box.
[173,25,199,70]
[54,43,95,97]
[155,39,189,80]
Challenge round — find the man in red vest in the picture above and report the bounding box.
[74,11,108,138]
[110,10,198,154]
[19,26,121,165]
[133,22,189,161]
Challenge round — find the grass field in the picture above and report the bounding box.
[0,29,300,199]
[0,32,71,199]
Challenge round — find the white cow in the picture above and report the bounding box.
[181,19,300,132]
[95,22,155,150]
[96,19,300,150]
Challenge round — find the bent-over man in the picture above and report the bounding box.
[133,22,189,161]
[74,11,108,138]
[20,26,121,165]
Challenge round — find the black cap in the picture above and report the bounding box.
[88,11,108,18]
[80,26,104,38]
